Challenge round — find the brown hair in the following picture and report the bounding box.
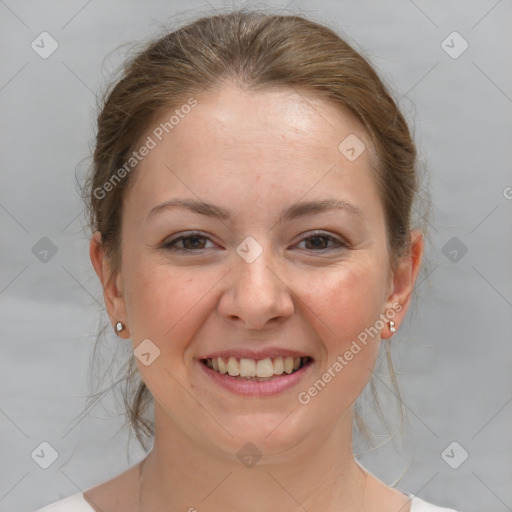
[82,8,425,453]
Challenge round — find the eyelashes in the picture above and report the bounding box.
[296,233,347,251]
[163,233,213,251]
[162,231,349,253]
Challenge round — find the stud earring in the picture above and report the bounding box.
[389,320,396,333]
[115,321,125,335]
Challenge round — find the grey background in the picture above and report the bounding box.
[1,1,511,511]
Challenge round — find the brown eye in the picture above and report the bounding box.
[304,235,330,250]
[297,232,347,251]
[163,232,214,252]
[181,235,208,250]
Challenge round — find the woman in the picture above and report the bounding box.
[36,8,459,512]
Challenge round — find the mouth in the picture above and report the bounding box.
[200,355,312,381]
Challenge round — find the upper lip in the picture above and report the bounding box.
[198,348,313,360]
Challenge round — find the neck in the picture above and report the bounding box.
[138,404,367,512]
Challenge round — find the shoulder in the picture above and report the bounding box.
[35,492,94,511]
[407,493,460,512]
[35,462,140,512]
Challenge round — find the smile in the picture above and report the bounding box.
[201,356,311,380]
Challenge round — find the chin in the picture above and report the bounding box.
[201,410,315,462]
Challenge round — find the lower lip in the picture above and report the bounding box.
[198,359,313,396]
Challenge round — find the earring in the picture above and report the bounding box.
[115,321,125,335]
[389,320,396,333]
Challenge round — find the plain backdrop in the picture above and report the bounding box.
[1,1,511,511]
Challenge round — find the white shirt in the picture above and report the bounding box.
[35,491,459,511]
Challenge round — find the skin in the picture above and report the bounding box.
[89,82,423,512]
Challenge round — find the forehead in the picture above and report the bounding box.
[163,84,373,161]
[126,83,380,216]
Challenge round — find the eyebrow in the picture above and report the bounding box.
[146,197,362,223]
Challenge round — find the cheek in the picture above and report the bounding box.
[122,254,225,357]
[121,260,225,410]
[300,259,386,377]
[292,263,386,419]
[305,258,386,337]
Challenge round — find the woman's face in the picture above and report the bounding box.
[97,83,420,461]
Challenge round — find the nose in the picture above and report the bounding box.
[217,244,294,330]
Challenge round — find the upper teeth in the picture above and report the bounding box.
[204,356,306,378]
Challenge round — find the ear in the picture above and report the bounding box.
[89,231,130,339]
[381,230,424,339]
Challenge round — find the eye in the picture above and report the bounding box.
[162,232,216,252]
[295,232,348,251]
[161,231,348,253]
